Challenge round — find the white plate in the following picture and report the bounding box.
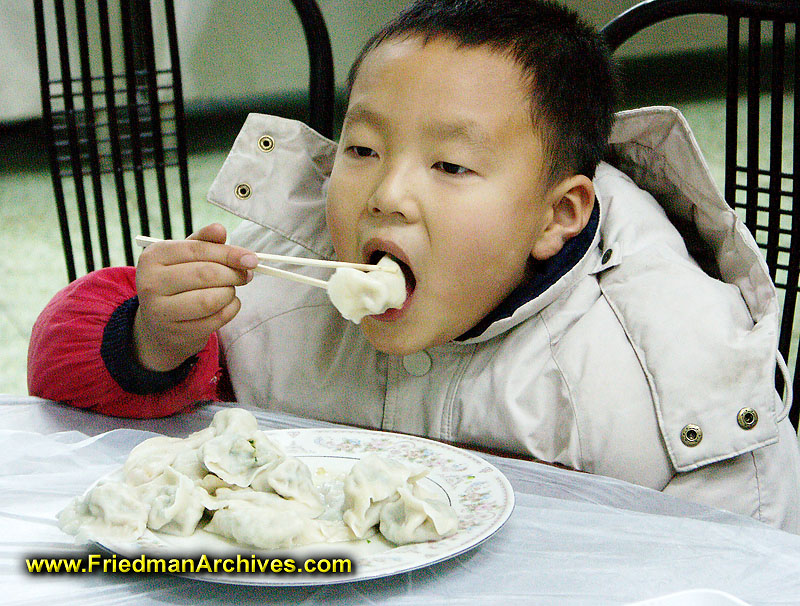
[98,427,515,586]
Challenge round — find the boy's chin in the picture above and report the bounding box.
[360,320,435,356]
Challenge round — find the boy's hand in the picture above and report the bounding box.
[132,223,259,371]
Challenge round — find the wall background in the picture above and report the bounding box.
[0,0,756,124]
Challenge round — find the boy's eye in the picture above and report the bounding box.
[434,161,471,176]
[348,146,377,158]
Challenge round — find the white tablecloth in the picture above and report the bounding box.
[2,395,799,605]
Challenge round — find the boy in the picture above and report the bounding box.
[28,0,800,531]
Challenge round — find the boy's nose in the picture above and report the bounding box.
[368,165,421,222]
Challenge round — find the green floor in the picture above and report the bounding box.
[0,82,796,398]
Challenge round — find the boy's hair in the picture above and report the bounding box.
[346,0,618,184]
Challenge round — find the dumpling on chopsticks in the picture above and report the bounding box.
[327,255,406,323]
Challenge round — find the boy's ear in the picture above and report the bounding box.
[531,175,595,261]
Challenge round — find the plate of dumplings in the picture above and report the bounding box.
[58,408,515,585]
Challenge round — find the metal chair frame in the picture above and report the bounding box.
[34,0,191,280]
[292,0,335,139]
[34,0,334,283]
[601,0,800,426]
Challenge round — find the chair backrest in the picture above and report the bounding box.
[34,0,192,282]
[34,0,335,283]
[601,0,800,426]
[290,0,335,139]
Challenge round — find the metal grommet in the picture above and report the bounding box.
[737,407,758,430]
[601,249,613,264]
[680,424,703,447]
[234,183,252,199]
[258,135,275,152]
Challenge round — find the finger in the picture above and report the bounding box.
[141,237,259,272]
[187,223,227,245]
[149,261,252,296]
[174,294,242,335]
[137,223,228,267]
[159,286,239,322]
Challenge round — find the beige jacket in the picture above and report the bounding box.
[208,107,800,532]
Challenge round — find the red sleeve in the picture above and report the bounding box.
[27,266,224,418]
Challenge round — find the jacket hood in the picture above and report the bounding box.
[208,114,337,260]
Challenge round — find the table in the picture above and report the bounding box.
[3,395,800,605]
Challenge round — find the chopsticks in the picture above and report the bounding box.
[134,235,397,291]
[252,251,395,273]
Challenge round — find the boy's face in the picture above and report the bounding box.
[326,36,557,355]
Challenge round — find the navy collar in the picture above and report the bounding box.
[456,202,600,341]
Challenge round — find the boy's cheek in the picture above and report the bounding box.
[326,219,350,258]
[324,194,351,255]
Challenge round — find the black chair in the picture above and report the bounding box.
[601,0,800,427]
[34,0,334,283]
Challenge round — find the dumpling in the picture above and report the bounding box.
[123,427,214,486]
[327,256,406,323]
[379,485,458,545]
[204,501,306,549]
[251,457,325,516]
[200,409,285,487]
[209,408,260,435]
[58,480,148,541]
[137,467,208,536]
[342,454,426,538]
[201,429,284,487]
[123,436,188,486]
[204,501,355,549]
[207,486,318,517]
[169,446,207,482]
